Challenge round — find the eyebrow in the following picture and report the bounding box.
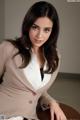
[33,23,52,29]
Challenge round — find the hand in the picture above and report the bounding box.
[49,101,67,120]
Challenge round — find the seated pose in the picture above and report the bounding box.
[0,1,67,120]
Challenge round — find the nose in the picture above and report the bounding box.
[36,30,43,39]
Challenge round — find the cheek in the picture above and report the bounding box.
[29,31,34,42]
[29,30,37,40]
[44,33,51,41]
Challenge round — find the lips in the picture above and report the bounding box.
[35,39,43,43]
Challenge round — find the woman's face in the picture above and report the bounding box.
[29,17,53,49]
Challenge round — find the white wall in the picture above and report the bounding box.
[4,0,80,74]
[57,1,80,74]
[0,0,5,41]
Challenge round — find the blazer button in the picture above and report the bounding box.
[29,100,32,104]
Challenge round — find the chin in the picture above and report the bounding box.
[34,44,43,47]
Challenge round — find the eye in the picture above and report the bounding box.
[44,28,52,33]
[31,25,38,30]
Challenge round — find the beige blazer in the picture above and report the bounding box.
[0,41,60,119]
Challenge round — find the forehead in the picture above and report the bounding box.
[34,17,53,28]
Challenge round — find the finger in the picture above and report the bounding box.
[55,114,60,120]
[56,113,67,120]
[50,107,54,120]
[61,115,67,120]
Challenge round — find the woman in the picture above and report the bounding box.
[0,1,67,120]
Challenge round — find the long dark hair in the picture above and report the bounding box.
[8,1,59,74]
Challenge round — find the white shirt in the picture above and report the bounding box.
[23,52,51,90]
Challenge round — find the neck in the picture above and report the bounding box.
[32,47,45,67]
[32,47,40,54]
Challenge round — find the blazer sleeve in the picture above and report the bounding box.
[40,51,61,106]
[0,41,14,78]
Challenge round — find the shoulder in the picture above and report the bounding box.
[0,40,16,57]
[0,40,14,48]
[56,48,61,60]
[52,49,61,73]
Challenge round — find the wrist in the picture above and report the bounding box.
[49,100,59,108]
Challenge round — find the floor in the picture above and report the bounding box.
[48,77,80,113]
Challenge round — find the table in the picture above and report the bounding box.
[36,102,80,120]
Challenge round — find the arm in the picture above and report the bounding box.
[40,52,67,120]
[0,41,14,79]
[40,51,61,106]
